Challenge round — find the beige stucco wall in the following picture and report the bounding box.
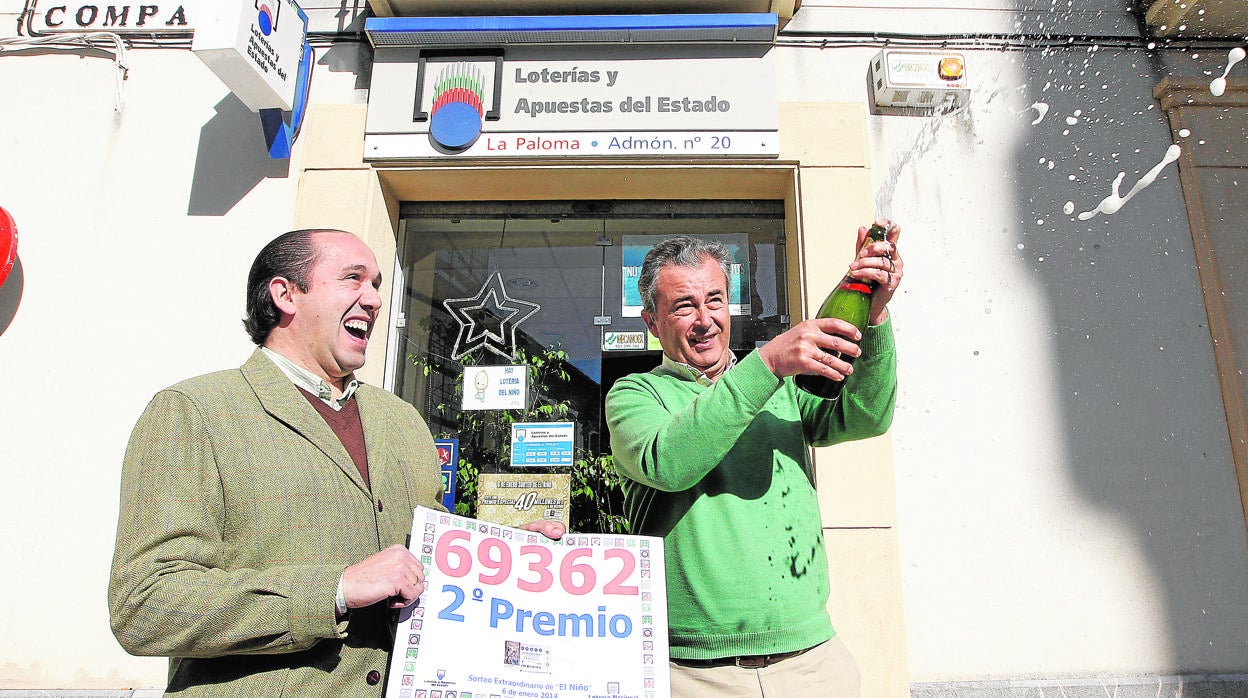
[788,103,908,698]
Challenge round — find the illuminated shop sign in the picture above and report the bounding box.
[365,46,778,160]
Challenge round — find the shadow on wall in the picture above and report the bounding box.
[185,10,375,217]
[1014,38,1248,672]
[317,10,374,90]
[0,256,23,337]
[188,93,291,216]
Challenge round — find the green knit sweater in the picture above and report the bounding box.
[605,321,897,659]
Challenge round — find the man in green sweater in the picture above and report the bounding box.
[606,224,902,697]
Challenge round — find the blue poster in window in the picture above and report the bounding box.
[509,422,575,467]
[622,234,750,317]
[435,439,458,511]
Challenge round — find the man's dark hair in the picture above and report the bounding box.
[637,236,733,315]
[242,229,332,345]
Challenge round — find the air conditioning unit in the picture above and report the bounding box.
[869,49,969,110]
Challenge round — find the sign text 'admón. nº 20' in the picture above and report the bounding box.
[364,46,779,160]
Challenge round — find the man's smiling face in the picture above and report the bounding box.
[279,231,383,385]
[642,255,733,381]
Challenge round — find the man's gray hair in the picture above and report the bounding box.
[637,236,733,315]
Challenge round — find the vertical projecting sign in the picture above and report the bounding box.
[193,0,313,157]
[193,0,308,111]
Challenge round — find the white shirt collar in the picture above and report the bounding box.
[260,346,360,411]
[659,352,737,387]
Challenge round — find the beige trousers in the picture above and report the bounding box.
[668,636,861,698]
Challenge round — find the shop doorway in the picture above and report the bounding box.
[387,200,788,531]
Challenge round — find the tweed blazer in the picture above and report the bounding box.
[109,349,444,697]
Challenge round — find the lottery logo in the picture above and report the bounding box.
[428,62,487,152]
[255,0,279,35]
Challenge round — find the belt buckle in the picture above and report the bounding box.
[734,655,768,669]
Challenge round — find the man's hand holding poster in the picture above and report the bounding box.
[389,506,669,698]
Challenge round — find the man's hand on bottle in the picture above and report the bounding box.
[850,219,903,325]
[759,318,862,380]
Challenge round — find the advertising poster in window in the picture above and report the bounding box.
[477,473,571,529]
[621,234,750,317]
[462,364,528,411]
[389,506,669,698]
[435,439,459,512]
[510,422,575,468]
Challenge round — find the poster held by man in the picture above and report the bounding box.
[389,506,669,698]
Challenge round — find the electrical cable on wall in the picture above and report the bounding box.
[0,31,129,111]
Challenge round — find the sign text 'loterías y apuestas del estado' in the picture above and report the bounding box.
[365,46,778,160]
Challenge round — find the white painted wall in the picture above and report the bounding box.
[780,1,1248,681]
[0,38,362,687]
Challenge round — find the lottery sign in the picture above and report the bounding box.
[388,506,669,698]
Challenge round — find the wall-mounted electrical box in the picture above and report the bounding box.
[869,49,969,110]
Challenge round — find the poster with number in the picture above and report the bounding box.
[388,506,669,698]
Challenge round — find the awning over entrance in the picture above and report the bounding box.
[364,13,778,47]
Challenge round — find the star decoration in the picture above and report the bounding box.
[443,272,541,361]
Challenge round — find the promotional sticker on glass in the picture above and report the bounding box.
[435,439,459,512]
[462,364,528,411]
[603,331,647,351]
[510,422,574,468]
[477,473,571,529]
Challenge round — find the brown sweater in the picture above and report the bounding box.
[299,388,369,489]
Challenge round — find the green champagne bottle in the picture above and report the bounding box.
[794,223,889,400]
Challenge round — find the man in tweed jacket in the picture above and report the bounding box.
[109,230,562,696]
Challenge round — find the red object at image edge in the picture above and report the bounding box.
[0,206,17,287]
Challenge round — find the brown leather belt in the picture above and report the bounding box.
[671,645,814,669]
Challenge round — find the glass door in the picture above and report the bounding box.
[388,200,787,532]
